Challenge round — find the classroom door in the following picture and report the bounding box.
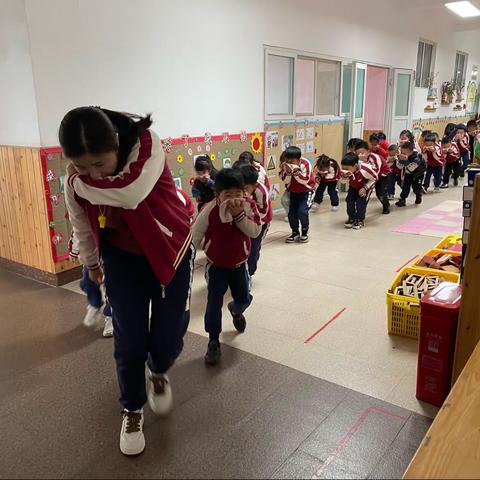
[364,66,389,135]
[349,63,367,139]
[389,69,414,142]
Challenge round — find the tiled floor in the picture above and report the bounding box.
[62,187,463,418]
[1,269,432,479]
[5,186,462,478]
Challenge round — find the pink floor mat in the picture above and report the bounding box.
[393,200,463,238]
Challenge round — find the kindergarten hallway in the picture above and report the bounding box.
[2,186,464,479]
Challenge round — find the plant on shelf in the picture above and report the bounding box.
[441,81,455,105]
[452,78,466,102]
[426,72,439,100]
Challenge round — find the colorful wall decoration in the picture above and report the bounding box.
[162,131,264,195]
[39,147,71,262]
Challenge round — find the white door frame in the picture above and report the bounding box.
[349,62,367,139]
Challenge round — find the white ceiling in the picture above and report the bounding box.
[400,0,480,31]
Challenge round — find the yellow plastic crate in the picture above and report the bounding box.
[410,249,461,283]
[434,234,462,251]
[387,266,460,339]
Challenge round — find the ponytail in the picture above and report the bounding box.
[59,106,152,170]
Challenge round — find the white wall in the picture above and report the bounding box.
[6,0,479,146]
[0,0,40,146]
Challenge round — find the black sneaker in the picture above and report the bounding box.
[395,199,406,207]
[440,183,449,189]
[453,178,459,187]
[344,219,355,229]
[415,195,422,205]
[285,232,299,243]
[205,339,221,366]
[228,302,246,333]
[352,221,364,230]
[382,205,390,215]
[300,233,309,243]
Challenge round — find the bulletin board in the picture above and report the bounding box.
[412,115,475,140]
[40,147,71,262]
[264,119,345,210]
[162,131,265,195]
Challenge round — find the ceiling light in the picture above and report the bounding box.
[445,1,480,17]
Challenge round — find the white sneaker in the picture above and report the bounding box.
[147,371,173,416]
[83,305,102,328]
[284,216,289,223]
[102,316,113,337]
[434,187,440,193]
[331,206,339,212]
[311,203,320,212]
[120,409,145,456]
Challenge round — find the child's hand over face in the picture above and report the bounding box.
[228,198,244,217]
[196,172,210,183]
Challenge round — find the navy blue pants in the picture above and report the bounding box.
[313,182,339,206]
[288,191,310,234]
[80,266,111,316]
[102,244,195,411]
[423,165,443,189]
[346,187,368,222]
[205,262,252,340]
[443,161,462,184]
[387,172,402,196]
[247,223,269,276]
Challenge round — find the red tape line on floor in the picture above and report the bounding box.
[311,406,408,479]
[304,308,347,344]
[395,255,418,272]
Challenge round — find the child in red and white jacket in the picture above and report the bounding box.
[441,136,461,188]
[280,146,315,243]
[341,152,378,230]
[192,168,261,366]
[422,132,445,192]
[62,107,194,456]
[386,144,403,200]
[355,140,391,214]
[233,161,272,277]
[455,124,471,173]
[311,154,341,212]
[238,151,270,191]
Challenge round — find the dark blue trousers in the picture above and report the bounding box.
[205,262,252,340]
[288,191,310,234]
[102,244,195,411]
[461,152,470,171]
[387,172,402,196]
[80,266,111,316]
[313,182,339,206]
[423,165,443,189]
[247,223,269,276]
[346,187,368,222]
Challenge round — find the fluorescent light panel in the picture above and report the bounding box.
[445,1,480,17]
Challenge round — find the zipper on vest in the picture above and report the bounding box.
[161,285,166,299]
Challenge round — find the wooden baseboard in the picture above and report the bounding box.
[0,257,82,286]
